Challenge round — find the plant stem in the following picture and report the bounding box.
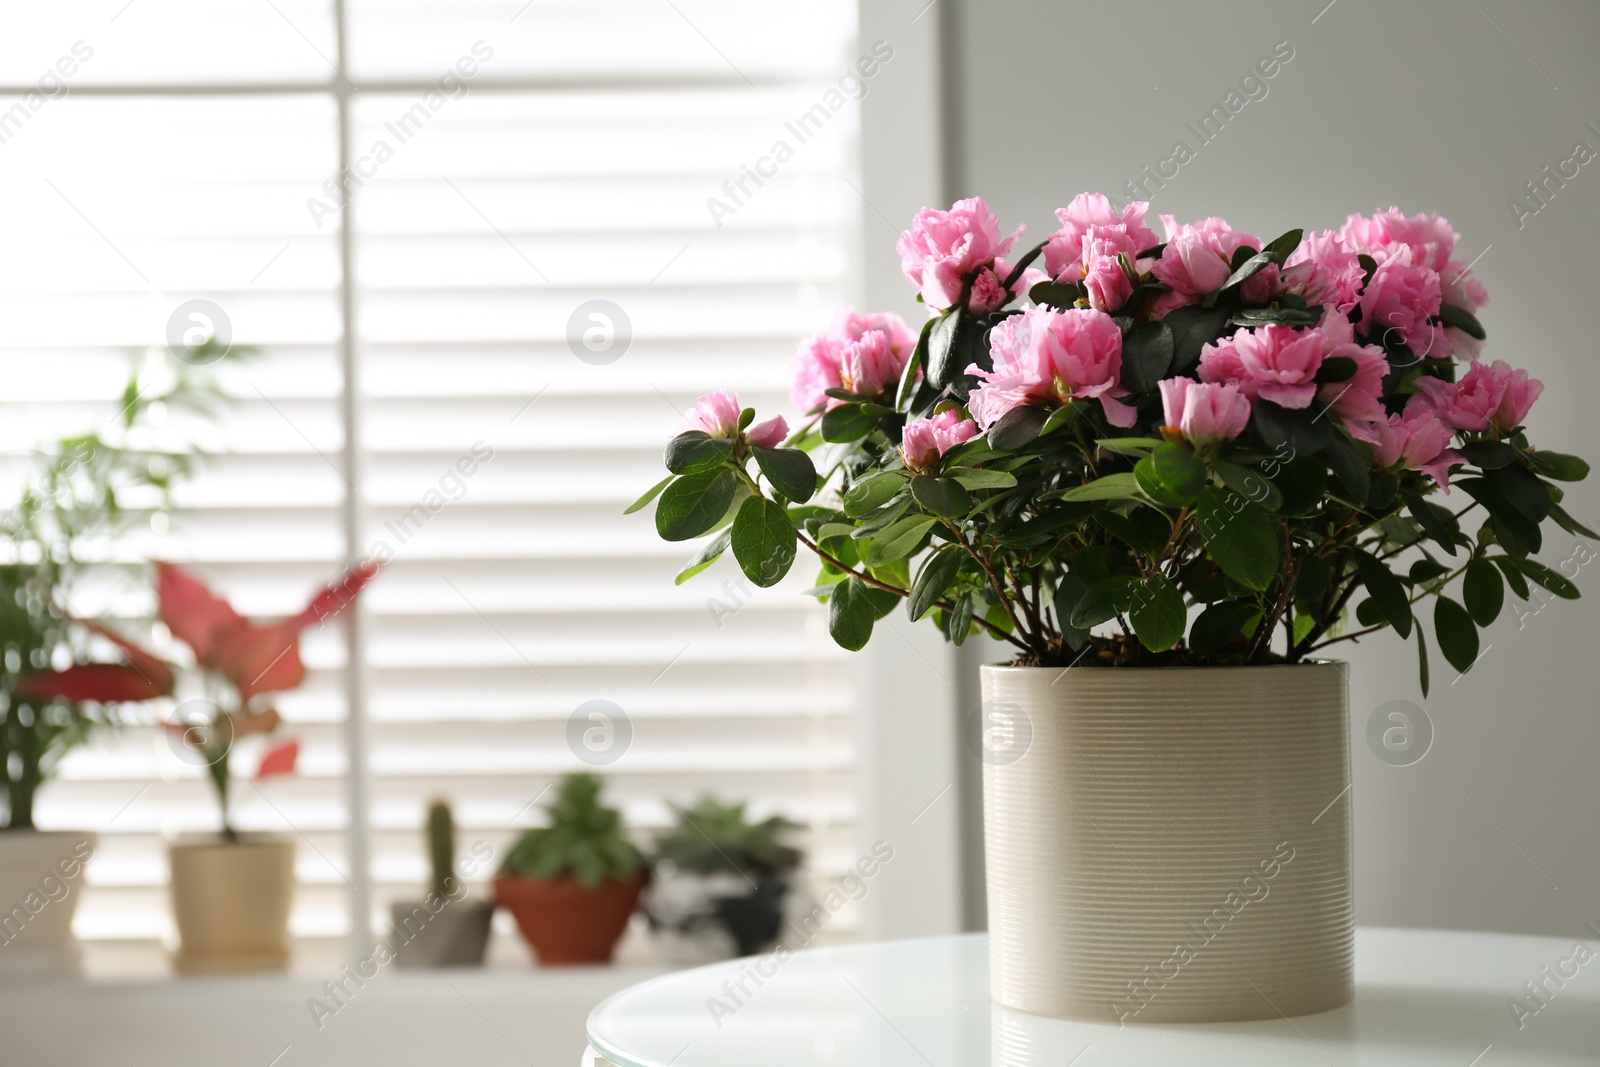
[1306,558,1474,651]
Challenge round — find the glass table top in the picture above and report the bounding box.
[587,928,1600,1066]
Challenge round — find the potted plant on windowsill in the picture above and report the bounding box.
[643,796,802,964]
[390,798,493,968]
[1,345,240,973]
[637,196,1591,1023]
[494,773,645,965]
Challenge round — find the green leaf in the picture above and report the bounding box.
[730,496,797,588]
[675,529,732,585]
[665,431,733,475]
[1550,503,1600,540]
[987,405,1050,450]
[1217,249,1275,294]
[1195,487,1279,592]
[1437,303,1486,341]
[1189,599,1259,655]
[1415,625,1431,698]
[1528,450,1589,482]
[1265,228,1303,265]
[843,472,907,518]
[1252,400,1333,456]
[1351,549,1413,639]
[946,592,974,645]
[1095,507,1171,559]
[1069,576,1135,629]
[1323,433,1371,501]
[1128,574,1185,652]
[945,467,1017,490]
[625,474,674,515]
[1213,459,1283,511]
[1096,436,1164,457]
[861,515,937,567]
[898,318,934,410]
[1462,559,1504,627]
[821,403,887,443]
[656,469,738,542]
[1054,471,1146,503]
[1406,495,1461,556]
[1408,558,1450,585]
[908,545,963,622]
[851,496,912,538]
[1491,555,1531,599]
[1511,558,1580,600]
[1029,280,1085,309]
[1230,305,1321,327]
[911,475,972,519]
[1163,304,1232,373]
[926,309,962,389]
[1482,464,1551,522]
[1455,440,1516,470]
[1134,443,1206,507]
[1119,320,1174,394]
[1040,403,1083,436]
[753,446,818,503]
[1433,596,1480,674]
[827,577,877,651]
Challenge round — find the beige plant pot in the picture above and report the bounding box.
[980,662,1353,1024]
[0,829,96,975]
[168,837,295,975]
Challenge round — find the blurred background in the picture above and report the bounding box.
[0,0,1596,1063]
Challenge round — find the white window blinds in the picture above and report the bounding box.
[0,0,864,950]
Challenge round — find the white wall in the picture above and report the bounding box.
[942,0,1600,937]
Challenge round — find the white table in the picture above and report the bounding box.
[586,929,1600,1066]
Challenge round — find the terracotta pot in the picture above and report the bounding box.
[494,873,643,965]
[980,662,1353,1024]
[168,837,295,974]
[0,829,96,975]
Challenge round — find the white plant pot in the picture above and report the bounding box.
[980,662,1353,1024]
[0,829,96,976]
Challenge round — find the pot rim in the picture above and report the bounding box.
[0,828,98,839]
[168,834,294,852]
[981,658,1345,674]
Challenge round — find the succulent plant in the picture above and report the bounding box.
[500,773,643,889]
[653,796,801,877]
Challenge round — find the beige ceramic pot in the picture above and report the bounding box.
[168,837,295,974]
[980,662,1353,1024]
[0,829,96,975]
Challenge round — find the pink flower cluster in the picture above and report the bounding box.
[1043,193,1159,313]
[965,305,1137,430]
[901,408,979,472]
[1413,359,1543,433]
[1153,214,1270,310]
[791,307,918,412]
[1339,207,1488,360]
[686,389,787,448]
[896,197,1039,313]
[1158,378,1251,447]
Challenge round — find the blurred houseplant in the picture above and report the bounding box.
[639,197,1591,1022]
[0,342,234,971]
[643,796,802,963]
[390,798,493,968]
[495,772,645,965]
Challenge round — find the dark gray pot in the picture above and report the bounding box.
[389,898,493,968]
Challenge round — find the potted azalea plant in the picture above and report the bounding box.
[637,195,1590,1023]
[495,773,645,965]
[23,560,378,973]
[643,796,802,964]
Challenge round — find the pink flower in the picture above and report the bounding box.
[1042,193,1157,282]
[1439,259,1490,360]
[746,415,789,449]
[900,408,979,472]
[1413,359,1542,433]
[1198,324,1324,409]
[791,307,916,411]
[1358,399,1462,489]
[1079,236,1135,312]
[688,390,742,437]
[838,330,905,399]
[1341,207,1458,272]
[1314,313,1390,429]
[965,305,1137,430]
[1153,215,1261,298]
[1359,246,1443,356]
[1158,378,1252,446]
[897,197,1023,311]
[1281,230,1366,314]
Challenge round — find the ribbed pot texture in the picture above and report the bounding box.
[981,663,1353,1024]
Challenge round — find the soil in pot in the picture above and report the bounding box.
[494,873,643,965]
[168,835,295,975]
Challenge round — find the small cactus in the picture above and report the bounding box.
[426,798,455,898]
